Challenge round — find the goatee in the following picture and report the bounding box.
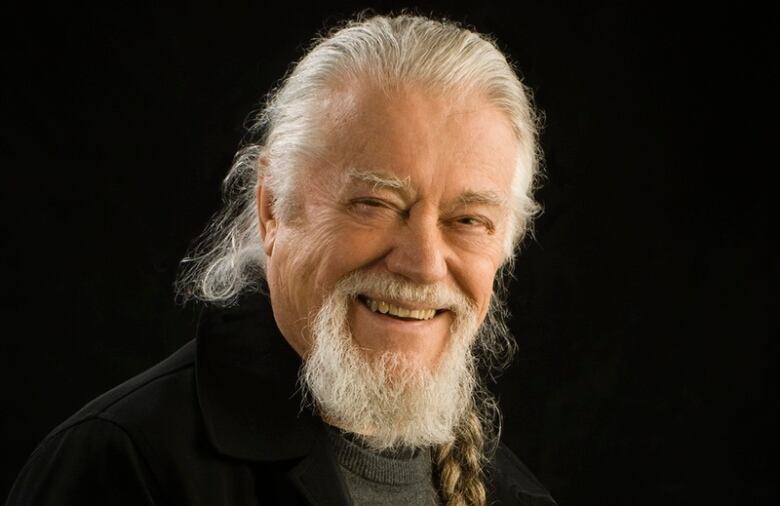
[299,270,484,451]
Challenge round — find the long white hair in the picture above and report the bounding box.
[175,13,543,307]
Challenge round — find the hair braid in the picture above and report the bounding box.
[435,407,488,506]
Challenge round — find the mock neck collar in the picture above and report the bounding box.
[194,293,320,461]
[324,423,433,485]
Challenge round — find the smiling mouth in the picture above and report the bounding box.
[358,295,441,321]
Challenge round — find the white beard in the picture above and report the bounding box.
[299,270,483,451]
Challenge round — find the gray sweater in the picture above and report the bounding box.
[325,424,441,505]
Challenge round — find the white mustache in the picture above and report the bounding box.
[335,270,474,314]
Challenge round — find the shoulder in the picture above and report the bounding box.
[488,442,557,505]
[47,339,197,440]
[7,341,199,505]
[7,417,162,504]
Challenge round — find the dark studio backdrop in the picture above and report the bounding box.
[1,1,774,504]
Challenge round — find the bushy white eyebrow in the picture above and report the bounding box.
[343,167,507,209]
[457,190,507,208]
[345,168,411,192]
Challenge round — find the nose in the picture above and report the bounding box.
[384,210,448,284]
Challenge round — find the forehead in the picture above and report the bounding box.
[312,82,518,200]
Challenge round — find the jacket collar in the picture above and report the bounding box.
[194,294,353,505]
[194,293,319,461]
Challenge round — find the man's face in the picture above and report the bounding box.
[260,83,518,372]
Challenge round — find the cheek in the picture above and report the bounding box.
[460,259,502,320]
[309,220,392,279]
[270,226,327,321]
[278,211,378,299]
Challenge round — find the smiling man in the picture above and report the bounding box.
[7,14,555,506]
[266,85,518,456]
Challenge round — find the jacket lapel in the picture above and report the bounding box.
[195,295,352,505]
[196,295,318,460]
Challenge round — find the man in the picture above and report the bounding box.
[7,14,555,506]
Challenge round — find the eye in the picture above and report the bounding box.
[457,216,480,226]
[451,215,495,233]
[353,198,388,209]
[347,197,404,218]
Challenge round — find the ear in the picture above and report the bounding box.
[256,171,278,257]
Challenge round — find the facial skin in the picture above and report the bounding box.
[258,82,518,372]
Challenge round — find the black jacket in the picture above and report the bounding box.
[6,297,556,505]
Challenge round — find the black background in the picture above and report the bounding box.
[2,1,775,504]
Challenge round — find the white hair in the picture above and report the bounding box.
[176,13,543,306]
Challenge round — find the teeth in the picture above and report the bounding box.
[363,297,436,320]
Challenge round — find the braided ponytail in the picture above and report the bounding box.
[435,407,491,506]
